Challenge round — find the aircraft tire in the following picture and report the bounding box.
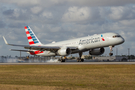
[81,59,84,62]
[109,53,113,56]
[77,58,83,62]
[61,59,65,62]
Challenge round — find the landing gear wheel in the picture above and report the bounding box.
[109,53,113,56]
[81,59,84,62]
[61,59,65,62]
[77,58,84,62]
[77,59,80,62]
[77,58,81,62]
[109,46,114,56]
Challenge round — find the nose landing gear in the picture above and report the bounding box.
[109,46,114,56]
[109,53,113,56]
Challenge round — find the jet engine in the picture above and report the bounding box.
[89,48,105,55]
[57,47,71,56]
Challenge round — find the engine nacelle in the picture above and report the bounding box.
[57,47,71,56]
[89,48,105,55]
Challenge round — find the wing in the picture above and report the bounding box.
[3,36,77,52]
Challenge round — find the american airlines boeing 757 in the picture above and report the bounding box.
[3,26,125,62]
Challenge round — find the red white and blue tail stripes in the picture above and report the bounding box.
[24,26,41,45]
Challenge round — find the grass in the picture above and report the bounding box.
[0,65,135,90]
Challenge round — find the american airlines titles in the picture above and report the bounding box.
[79,37,100,45]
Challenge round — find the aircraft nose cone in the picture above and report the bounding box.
[121,37,125,44]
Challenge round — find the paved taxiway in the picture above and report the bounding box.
[0,62,135,65]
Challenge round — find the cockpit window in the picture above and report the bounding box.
[113,35,121,38]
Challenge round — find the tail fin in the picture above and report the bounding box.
[24,26,42,46]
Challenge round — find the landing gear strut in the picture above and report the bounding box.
[109,46,114,56]
[77,52,84,62]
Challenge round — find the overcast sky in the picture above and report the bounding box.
[0,0,135,57]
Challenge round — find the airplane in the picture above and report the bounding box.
[3,26,125,62]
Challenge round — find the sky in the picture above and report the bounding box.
[0,0,135,57]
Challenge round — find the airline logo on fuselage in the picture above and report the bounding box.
[79,37,100,45]
[101,35,105,41]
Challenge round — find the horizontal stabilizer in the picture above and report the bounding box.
[10,49,34,52]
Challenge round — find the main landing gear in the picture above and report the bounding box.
[58,56,66,62]
[59,52,85,62]
[77,52,84,62]
[109,46,114,56]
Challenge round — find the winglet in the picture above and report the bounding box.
[3,36,9,45]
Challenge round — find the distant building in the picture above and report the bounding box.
[92,56,128,61]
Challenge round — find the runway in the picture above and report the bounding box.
[0,62,135,65]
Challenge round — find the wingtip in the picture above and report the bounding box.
[3,36,9,45]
